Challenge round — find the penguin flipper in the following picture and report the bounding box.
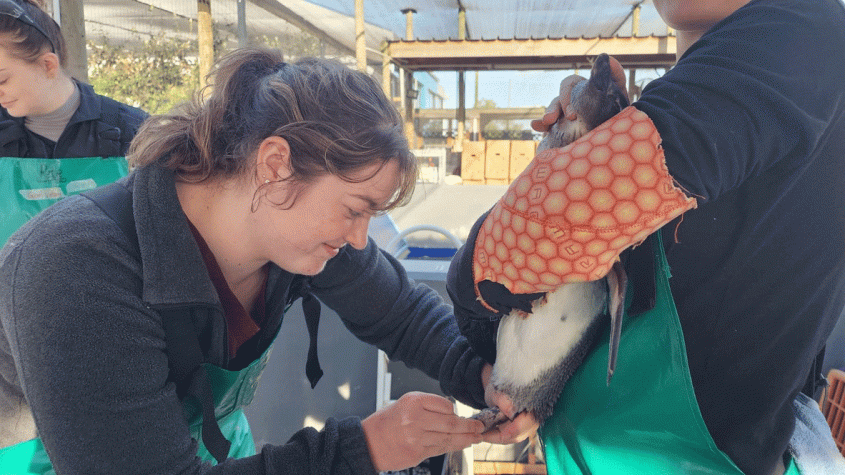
[606,260,628,385]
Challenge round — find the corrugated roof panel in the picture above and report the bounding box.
[84,0,671,66]
[301,0,668,40]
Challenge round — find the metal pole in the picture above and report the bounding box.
[456,7,467,150]
[630,4,641,101]
[401,8,416,41]
[238,0,247,48]
[474,70,479,108]
[51,0,60,25]
[404,70,415,148]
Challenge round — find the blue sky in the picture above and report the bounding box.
[431,68,666,109]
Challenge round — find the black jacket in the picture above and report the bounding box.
[0,80,147,158]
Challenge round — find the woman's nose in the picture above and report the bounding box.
[346,216,370,250]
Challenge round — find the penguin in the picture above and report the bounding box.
[472,53,631,430]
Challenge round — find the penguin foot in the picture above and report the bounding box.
[471,407,512,432]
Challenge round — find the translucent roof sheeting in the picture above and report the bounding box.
[298,0,669,40]
[82,0,670,66]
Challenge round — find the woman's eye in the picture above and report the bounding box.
[347,208,362,219]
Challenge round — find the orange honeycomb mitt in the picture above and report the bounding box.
[473,106,696,311]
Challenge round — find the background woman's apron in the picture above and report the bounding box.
[0,156,128,245]
[0,343,271,473]
[542,233,800,474]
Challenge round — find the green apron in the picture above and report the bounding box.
[0,344,271,473]
[542,233,800,475]
[0,156,128,245]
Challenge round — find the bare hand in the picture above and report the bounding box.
[530,74,585,133]
[530,55,628,133]
[362,391,484,472]
[479,364,539,444]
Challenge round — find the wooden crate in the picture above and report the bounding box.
[823,368,845,456]
[510,140,538,181]
[485,140,511,181]
[485,178,510,185]
[474,462,547,475]
[461,140,486,181]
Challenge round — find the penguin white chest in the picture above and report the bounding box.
[491,280,607,401]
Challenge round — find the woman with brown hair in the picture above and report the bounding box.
[0,48,525,473]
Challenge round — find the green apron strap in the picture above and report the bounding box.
[159,307,232,463]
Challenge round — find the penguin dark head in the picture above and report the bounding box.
[535,53,631,154]
[573,53,631,130]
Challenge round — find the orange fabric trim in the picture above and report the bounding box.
[473,106,696,309]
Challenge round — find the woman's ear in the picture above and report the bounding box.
[41,52,61,79]
[255,136,292,183]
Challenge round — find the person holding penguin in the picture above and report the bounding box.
[448,1,845,474]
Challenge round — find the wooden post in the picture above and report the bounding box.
[59,0,86,81]
[381,42,391,101]
[399,9,417,148]
[355,0,365,71]
[632,3,641,37]
[198,0,214,89]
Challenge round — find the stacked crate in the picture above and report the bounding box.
[484,140,511,185]
[461,140,537,184]
[460,141,487,185]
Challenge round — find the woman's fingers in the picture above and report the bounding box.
[531,97,562,132]
[362,392,483,472]
[481,382,539,444]
[480,411,539,444]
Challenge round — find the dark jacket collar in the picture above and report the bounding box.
[129,164,220,308]
[127,163,294,365]
[67,80,103,126]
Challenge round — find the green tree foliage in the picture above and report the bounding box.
[87,34,200,115]
[259,32,326,61]
[86,27,334,116]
